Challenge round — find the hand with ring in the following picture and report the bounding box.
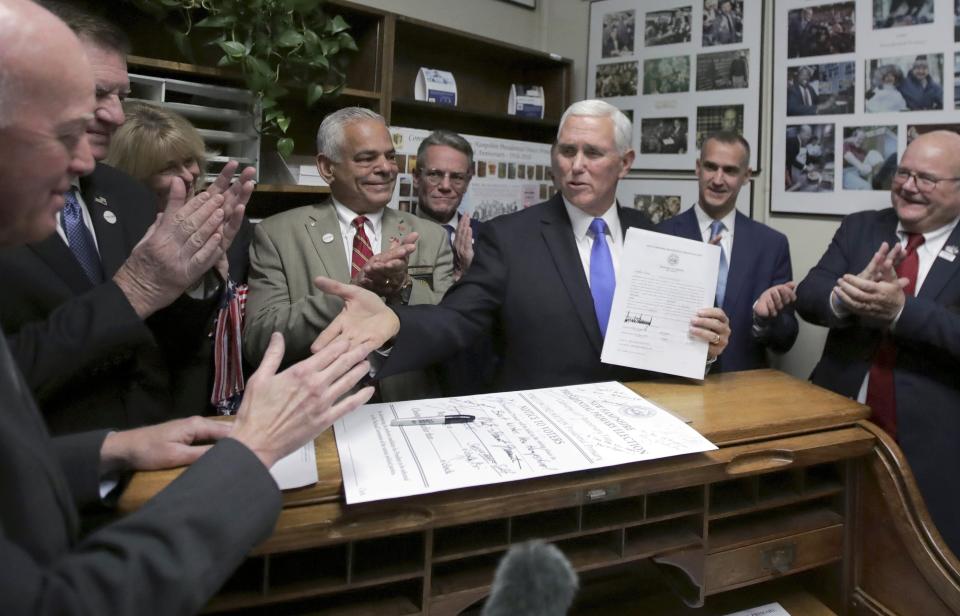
[689,307,730,360]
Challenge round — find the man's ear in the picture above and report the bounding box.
[316,154,336,183]
[619,148,636,177]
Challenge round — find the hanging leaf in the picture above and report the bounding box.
[337,32,357,52]
[276,115,291,133]
[217,40,247,58]
[306,84,325,106]
[195,14,235,28]
[328,15,350,34]
[276,29,305,48]
[277,137,295,159]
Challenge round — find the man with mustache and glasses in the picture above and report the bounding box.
[657,132,798,372]
[244,107,454,401]
[797,130,960,555]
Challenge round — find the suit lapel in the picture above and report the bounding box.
[918,223,960,300]
[83,183,129,277]
[27,234,92,295]
[306,202,351,283]
[723,212,753,312]
[675,207,702,242]
[540,196,604,353]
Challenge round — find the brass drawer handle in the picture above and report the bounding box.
[763,543,796,574]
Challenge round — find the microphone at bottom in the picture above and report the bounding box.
[481,540,579,616]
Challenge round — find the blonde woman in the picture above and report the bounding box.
[106,101,252,414]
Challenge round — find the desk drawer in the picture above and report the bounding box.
[705,524,843,593]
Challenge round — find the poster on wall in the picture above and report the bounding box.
[388,127,555,222]
[587,0,763,171]
[771,0,960,216]
[615,177,752,224]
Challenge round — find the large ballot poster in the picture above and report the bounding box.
[388,127,554,222]
[334,382,716,504]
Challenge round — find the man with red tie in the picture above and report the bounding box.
[243,107,454,401]
[797,130,960,555]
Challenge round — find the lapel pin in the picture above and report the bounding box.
[321,232,335,244]
[95,196,108,206]
[102,210,117,224]
[938,245,958,262]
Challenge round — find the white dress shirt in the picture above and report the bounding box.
[693,203,736,259]
[333,198,384,275]
[562,197,623,288]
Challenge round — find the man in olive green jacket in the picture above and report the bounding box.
[244,108,454,401]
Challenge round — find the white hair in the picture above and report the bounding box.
[557,99,633,154]
[0,2,30,129]
[315,106,386,161]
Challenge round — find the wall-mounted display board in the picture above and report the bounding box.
[587,0,763,171]
[771,0,960,216]
[615,177,753,224]
[388,127,554,222]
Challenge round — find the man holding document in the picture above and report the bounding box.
[313,99,731,390]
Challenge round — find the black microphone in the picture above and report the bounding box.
[481,540,579,616]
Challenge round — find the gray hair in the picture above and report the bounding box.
[558,99,632,154]
[416,129,474,169]
[316,106,385,161]
[0,2,32,129]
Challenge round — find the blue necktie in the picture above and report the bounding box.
[710,219,727,308]
[61,189,103,284]
[589,218,615,337]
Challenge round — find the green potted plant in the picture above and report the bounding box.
[127,0,357,157]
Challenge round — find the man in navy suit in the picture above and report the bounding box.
[414,129,483,281]
[311,100,732,391]
[413,130,494,394]
[797,130,960,554]
[657,132,798,372]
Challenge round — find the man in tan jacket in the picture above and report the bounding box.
[244,107,454,400]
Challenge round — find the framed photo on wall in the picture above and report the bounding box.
[587,0,764,171]
[771,0,960,216]
[615,177,753,223]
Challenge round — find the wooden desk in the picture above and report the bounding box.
[119,370,960,615]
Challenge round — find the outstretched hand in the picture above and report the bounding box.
[310,277,401,354]
[99,416,234,474]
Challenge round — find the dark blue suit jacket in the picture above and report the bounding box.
[387,195,657,391]
[796,208,960,554]
[657,207,798,372]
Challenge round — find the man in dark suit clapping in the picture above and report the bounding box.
[310,100,733,392]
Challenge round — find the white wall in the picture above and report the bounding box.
[368,0,845,379]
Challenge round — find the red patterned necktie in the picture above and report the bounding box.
[866,232,925,438]
[351,215,373,279]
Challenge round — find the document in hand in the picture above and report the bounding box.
[601,228,720,380]
[334,382,717,504]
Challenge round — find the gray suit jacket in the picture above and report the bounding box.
[0,329,281,615]
[244,201,455,401]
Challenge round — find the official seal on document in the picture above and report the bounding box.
[667,253,679,266]
[622,405,656,419]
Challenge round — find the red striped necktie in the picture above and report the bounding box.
[351,216,374,279]
[866,232,925,438]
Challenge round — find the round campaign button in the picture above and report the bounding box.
[321,232,335,243]
[102,210,117,224]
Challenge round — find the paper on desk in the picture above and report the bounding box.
[601,228,720,380]
[334,382,716,504]
[270,441,318,490]
[722,602,790,616]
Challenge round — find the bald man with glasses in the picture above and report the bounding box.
[797,130,960,556]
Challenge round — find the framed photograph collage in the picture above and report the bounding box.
[587,0,763,171]
[772,0,960,215]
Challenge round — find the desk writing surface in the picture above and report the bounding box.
[118,370,868,514]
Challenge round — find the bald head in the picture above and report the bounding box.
[0,0,96,246]
[892,130,960,234]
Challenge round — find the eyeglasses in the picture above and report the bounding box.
[421,168,471,189]
[893,167,960,192]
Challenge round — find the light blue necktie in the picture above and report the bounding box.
[710,219,727,308]
[61,189,103,284]
[589,218,615,337]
